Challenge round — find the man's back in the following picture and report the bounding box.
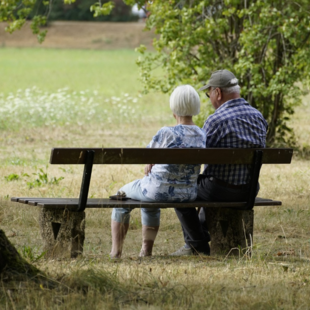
[202,98,268,185]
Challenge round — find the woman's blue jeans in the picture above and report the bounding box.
[111,179,160,226]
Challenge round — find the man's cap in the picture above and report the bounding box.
[199,69,238,91]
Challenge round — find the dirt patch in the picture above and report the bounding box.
[0,21,155,50]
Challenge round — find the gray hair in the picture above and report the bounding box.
[220,85,241,94]
[170,85,200,116]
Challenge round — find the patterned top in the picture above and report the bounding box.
[202,98,268,185]
[140,125,206,202]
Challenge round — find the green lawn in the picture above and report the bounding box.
[0,48,145,95]
[0,47,172,131]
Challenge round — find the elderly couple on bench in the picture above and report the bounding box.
[110,69,268,259]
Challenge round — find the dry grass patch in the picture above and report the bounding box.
[0,21,154,50]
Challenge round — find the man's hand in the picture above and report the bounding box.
[144,164,154,176]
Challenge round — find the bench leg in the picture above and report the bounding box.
[39,208,85,259]
[204,208,253,256]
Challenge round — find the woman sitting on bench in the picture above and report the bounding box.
[110,85,206,258]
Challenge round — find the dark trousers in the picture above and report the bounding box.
[174,176,257,254]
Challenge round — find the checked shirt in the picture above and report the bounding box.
[202,98,268,185]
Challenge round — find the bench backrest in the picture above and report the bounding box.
[49,148,293,212]
[50,148,293,165]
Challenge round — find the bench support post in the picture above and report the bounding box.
[246,150,263,210]
[205,208,254,256]
[39,208,85,258]
[78,150,95,212]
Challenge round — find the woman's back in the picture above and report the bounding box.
[140,124,206,202]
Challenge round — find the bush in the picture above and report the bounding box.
[136,0,310,145]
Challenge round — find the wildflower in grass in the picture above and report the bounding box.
[0,88,145,130]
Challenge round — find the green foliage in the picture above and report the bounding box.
[33,0,137,23]
[123,0,145,7]
[0,1,137,39]
[4,168,64,188]
[4,173,19,182]
[90,1,114,18]
[193,100,214,128]
[4,173,29,182]
[0,0,48,43]
[21,246,46,262]
[27,167,64,189]
[298,143,310,159]
[136,0,310,145]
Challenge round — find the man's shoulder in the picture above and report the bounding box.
[225,98,263,113]
[234,99,268,125]
[204,98,267,130]
[210,98,265,120]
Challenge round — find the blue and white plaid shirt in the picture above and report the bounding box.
[202,98,268,185]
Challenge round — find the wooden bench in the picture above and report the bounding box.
[11,147,293,258]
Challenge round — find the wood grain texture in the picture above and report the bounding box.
[49,148,293,165]
[11,197,281,211]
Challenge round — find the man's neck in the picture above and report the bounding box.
[218,93,240,108]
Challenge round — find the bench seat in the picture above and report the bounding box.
[10,195,282,258]
[11,197,281,209]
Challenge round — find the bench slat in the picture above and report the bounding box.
[11,197,281,210]
[50,148,293,165]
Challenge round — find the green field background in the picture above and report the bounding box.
[0,47,176,132]
[1,48,144,94]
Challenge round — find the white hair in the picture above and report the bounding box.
[229,78,238,85]
[221,85,241,94]
[169,85,200,116]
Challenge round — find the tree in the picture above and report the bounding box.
[0,0,115,42]
[133,0,310,145]
[0,229,55,287]
[31,0,138,22]
[1,0,310,144]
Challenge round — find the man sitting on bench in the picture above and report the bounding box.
[171,69,268,256]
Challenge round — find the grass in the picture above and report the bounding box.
[0,47,310,309]
[0,48,145,95]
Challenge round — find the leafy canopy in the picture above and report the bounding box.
[134,0,310,145]
[0,0,115,42]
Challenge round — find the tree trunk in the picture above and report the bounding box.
[0,229,54,286]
